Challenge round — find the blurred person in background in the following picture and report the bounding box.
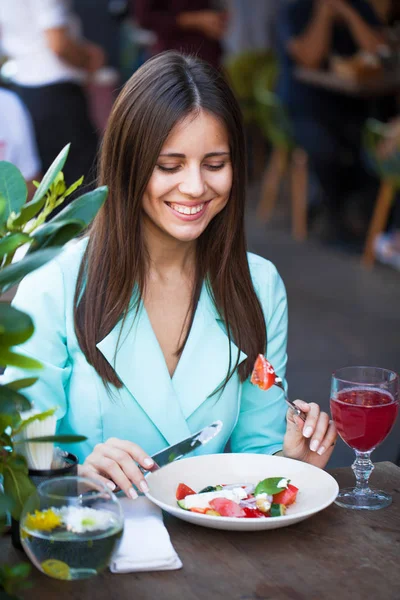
[0,84,41,198]
[367,0,392,24]
[372,115,400,270]
[73,0,124,131]
[276,0,386,244]
[223,0,283,59]
[0,0,105,207]
[134,1,228,69]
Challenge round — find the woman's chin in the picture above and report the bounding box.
[164,222,209,243]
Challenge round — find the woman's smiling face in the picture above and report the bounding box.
[142,109,233,243]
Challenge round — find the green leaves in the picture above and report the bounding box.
[0,349,42,370]
[0,386,31,415]
[0,386,31,434]
[30,219,85,251]
[0,561,32,598]
[50,185,108,227]
[30,144,70,207]
[0,162,27,221]
[0,304,34,347]
[5,378,38,391]
[12,408,56,437]
[2,454,35,519]
[0,304,40,370]
[254,477,290,496]
[0,233,31,259]
[0,147,107,591]
[19,434,86,444]
[0,247,61,292]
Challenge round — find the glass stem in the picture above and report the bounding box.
[352,450,374,494]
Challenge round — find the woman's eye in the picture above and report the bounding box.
[205,163,225,171]
[157,165,180,173]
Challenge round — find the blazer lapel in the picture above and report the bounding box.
[96,303,191,445]
[96,283,247,441]
[172,283,248,419]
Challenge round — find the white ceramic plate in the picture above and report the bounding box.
[145,453,339,531]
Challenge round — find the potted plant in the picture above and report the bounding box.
[0,145,108,597]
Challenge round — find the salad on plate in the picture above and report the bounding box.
[176,477,298,518]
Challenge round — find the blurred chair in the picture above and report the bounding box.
[253,64,308,242]
[362,118,400,267]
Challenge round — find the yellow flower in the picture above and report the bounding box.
[24,509,62,532]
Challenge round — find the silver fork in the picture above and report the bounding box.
[274,376,307,422]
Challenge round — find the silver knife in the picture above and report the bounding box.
[112,421,223,493]
[147,420,223,472]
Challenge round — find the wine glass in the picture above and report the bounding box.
[330,366,399,510]
[20,476,124,580]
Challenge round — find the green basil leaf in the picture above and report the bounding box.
[254,477,290,496]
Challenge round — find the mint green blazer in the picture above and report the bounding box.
[3,239,288,463]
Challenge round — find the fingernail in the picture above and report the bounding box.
[317,446,326,456]
[129,488,138,500]
[143,457,154,468]
[310,439,320,452]
[139,480,149,493]
[106,481,116,491]
[303,426,313,438]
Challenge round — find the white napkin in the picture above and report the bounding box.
[110,496,183,573]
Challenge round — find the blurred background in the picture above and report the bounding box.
[1,0,399,468]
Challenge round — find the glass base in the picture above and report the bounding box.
[335,487,392,510]
[68,568,98,580]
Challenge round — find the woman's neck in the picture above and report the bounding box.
[143,222,196,282]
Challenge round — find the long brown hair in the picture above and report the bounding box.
[74,51,267,389]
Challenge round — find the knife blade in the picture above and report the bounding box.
[147,420,223,472]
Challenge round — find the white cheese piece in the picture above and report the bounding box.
[255,492,273,513]
[183,487,247,509]
[277,478,289,489]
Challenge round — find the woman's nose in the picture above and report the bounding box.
[178,167,206,198]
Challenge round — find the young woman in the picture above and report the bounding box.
[3,52,337,499]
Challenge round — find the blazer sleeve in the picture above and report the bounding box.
[1,257,70,420]
[230,260,288,455]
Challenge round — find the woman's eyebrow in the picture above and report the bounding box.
[158,151,230,158]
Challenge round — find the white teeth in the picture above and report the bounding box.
[170,203,204,215]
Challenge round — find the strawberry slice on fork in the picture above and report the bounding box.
[250,354,308,423]
[250,354,276,391]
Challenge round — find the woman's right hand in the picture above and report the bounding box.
[78,438,154,499]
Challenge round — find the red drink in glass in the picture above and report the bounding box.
[330,388,398,452]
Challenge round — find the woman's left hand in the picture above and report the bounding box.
[283,399,337,469]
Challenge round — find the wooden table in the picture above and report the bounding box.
[3,462,400,600]
[295,66,400,97]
